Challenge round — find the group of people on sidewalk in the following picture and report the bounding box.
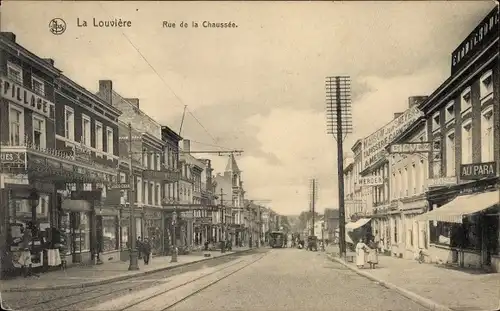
[136,237,152,265]
[355,237,379,269]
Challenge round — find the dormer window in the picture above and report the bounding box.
[460,87,472,113]
[445,101,455,123]
[432,112,440,131]
[479,70,493,102]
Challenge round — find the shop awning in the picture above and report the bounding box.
[345,218,371,231]
[416,190,499,224]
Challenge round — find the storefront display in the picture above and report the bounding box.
[102,216,119,252]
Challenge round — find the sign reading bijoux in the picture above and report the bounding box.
[362,106,423,169]
[426,176,457,188]
[390,142,431,154]
[358,175,383,186]
[0,76,55,118]
[460,162,497,180]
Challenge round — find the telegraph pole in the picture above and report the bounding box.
[220,187,226,253]
[128,123,139,271]
[326,76,353,259]
[311,179,316,236]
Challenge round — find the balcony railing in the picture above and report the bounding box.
[1,135,114,172]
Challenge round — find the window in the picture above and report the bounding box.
[143,181,148,204]
[32,116,46,149]
[75,212,91,253]
[432,112,440,131]
[403,167,408,197]
[31,75,45,96]
[156,183,161,205]
[479,70,493,101]
[82,114,91,146]
[445,101,455,123]
[106,127,114,155]
[83,183,92,191]
[9,105,24,146]
[461,120,473,164]
[95,121,103,151]
[101,216,119,252]
[446,131,456,177]
[137,177,142,203]
[481,107,494,162]
[460,87,472,113]
[412,163,417,195]
[65,106,75,141]
[156,154,161,171]
[143,152,148,167]
[7,62,22,83]
[149,153,154,170]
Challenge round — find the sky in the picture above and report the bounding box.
[2,1,496,215]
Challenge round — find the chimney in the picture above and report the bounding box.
[394,112,403,119]
[183,139,191,152]
[408,96,428,108]
[125,98,140,109]
[1,32,16,42]
[43,58,55,66]
[97,80,113,106]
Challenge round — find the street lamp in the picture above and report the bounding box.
[171,209,178,262]
[28,188,40,224]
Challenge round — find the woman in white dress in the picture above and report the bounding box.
[355,239,369,268]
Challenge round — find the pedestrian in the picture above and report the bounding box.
[18,224,39,278]
[355,238,369,269]
[142,238,151,265]
[136,237,142,260]
[367,238,379,269]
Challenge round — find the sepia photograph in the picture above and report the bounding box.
[0,1,499,310]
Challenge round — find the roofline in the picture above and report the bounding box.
[161,125,183,142]
[418,37,499,113]
[0,34,62,76]
[351,139,362,152]
[60,75,122,117]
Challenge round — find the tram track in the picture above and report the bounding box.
[86,251,269,311]
[6,250,263,311]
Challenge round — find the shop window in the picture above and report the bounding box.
[121,224,129,249]
[64,106,75,141]
[82,114,91,146]
[32,116,46,149]
[102,216,119,252]
[481,107,494,162]
[7,62,23,83]
[31,75,45,96]
[75,212,90,253]
[9,105,24,146]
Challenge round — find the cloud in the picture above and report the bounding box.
[1,1,496,215]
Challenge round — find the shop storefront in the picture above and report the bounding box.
[96,205,120,262]
[119,208,143,260]
[144,209,163,256]
[418,176,500,272]
[0,147,116,278]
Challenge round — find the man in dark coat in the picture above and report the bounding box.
[142,238,151,265]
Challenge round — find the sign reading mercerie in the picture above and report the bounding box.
[362,106,423,169]
[358,176,383,187]
[0,76,55,118]
[460,162,497,180]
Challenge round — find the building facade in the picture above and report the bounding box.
[417,7,500,271]
[0,32,119,277]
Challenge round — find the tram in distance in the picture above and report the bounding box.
[269,231,286,248]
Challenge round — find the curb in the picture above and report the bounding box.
[326,254,453,311]
[3,248,255,292]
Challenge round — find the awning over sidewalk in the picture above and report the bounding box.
[345,218,371,232]
[416,190,499,224]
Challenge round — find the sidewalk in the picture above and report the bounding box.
[0,247,252,292]
[326,246,500,311]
